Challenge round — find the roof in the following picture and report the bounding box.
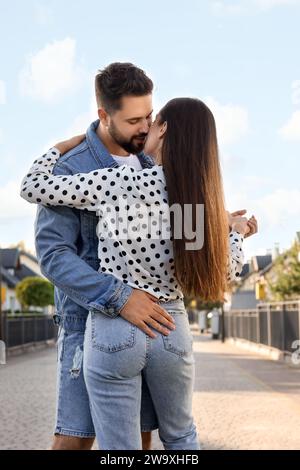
[240,262,250,278]
[0,248,40,288]
[15,264,38,281]
[252,255,273,272]
[0,248,20,269]
[0,266,19,288]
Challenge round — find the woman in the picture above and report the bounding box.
[20,98,249,450]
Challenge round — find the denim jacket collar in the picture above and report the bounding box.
[86,120,154,170]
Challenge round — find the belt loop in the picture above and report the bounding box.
[53,314,61,326]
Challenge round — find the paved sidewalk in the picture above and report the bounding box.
[192,334,300,450]
[0,330,300,450]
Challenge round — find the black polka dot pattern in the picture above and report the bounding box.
[20,147,245,299]
[227,231,244,282]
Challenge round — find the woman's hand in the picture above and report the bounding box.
[245,215,258,238]
[119,289,176,338]
[231,216,251,236]
[227,209,258,238]
[54,134,86,155]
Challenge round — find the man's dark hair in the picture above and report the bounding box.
[95,62,153,113]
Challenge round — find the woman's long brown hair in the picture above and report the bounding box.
[159,98,229,302]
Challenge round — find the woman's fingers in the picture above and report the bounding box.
[244,217,258,238]
[151,310,176,330]
[145,317,172,336]
[230,209,247,217]
[152,303,176,324]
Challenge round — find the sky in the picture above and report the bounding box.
[0,0,300,262]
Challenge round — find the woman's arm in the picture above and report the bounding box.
[227,231,244,282]
[20,147,116,211]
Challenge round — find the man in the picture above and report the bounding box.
[35,63,175,450]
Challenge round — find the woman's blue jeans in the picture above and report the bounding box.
[83,299,200,450]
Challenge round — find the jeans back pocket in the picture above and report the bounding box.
[91,313,136,353]
[162,312,193,357]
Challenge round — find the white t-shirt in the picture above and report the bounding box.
[111,154,143,171]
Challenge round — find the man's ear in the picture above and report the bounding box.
[98,108,109,127]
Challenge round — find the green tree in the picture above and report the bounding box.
[269,241,300,300]
[16,277,54,310]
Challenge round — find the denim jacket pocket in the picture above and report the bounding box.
[91,312,136,353]
[162,312,193,357]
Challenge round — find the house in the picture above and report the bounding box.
[228,232,300,310]
[0,247,43,313]
[226,254,273,311]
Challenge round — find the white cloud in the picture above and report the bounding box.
[34,3,54,26]
[279,110,300,141]
[0,80,6,104]
[42,93,97,151]
[64,97,97,137]
[225,181,300,228]
[224,183,300,258]
[205,96,250,146]
[258,188,300,227]
[19,37,86,103]
[292,80,300,105]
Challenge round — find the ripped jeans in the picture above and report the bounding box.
[55,314,159,438]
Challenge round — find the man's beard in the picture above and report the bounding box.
[108,120,147,155]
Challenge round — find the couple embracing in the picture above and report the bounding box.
[20,62,257,450]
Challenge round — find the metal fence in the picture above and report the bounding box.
[224,300,300,354]
[0,314,57,349]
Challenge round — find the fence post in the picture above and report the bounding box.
[298,301,300,346]
[1,311,6,343]
[4,312,8,346]
[281,303,286,352]
[45,316,48,341]
[34,316,37,344]
[267,304,271,347]
[221,305,225,342]
[257,306,260,344]
[299,301,300,343]
[21,317,25,348]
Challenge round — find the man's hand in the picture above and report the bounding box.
[54,134,86,155]
[228,209,258,238]
[119,289,176,339]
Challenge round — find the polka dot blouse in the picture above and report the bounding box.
[20,148,245,301]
